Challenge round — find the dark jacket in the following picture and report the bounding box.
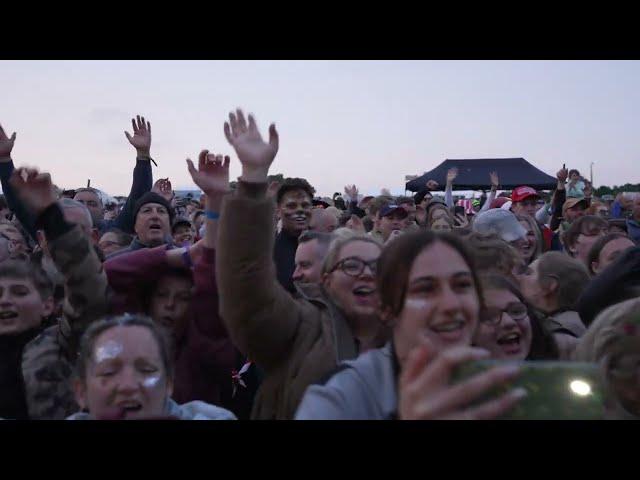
[577,246,640,327]
[21,205,109,419]
[106,236,174,260]
[0,157,153,240]
[103,245,240,414]
[216,181,388,419]
[273,229,298,294]
[0,328,40,419]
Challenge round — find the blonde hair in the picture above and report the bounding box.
[574,298,640,363]
[515,214,543,262]
[573,298,640,418]
[321,234,382,275]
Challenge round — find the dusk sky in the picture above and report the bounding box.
[2,60,639,197]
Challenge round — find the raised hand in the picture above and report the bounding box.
[9,167,58,216]
[0,124,17,161]
[344,184,358,200]
[224,109,278,183]
[446,168,458,185]
[426,180,439,191]
[152,178,174,202]
[267,180,281,199]
[346,214,366,234]
[186,150,230,197]
[124,115,152,157]
[454,213,469,229]
[556,167,568,183]
[386,229,403,244]
[489,171,499,189]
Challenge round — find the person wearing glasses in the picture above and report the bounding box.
[472,274,558,361]
[561,215,609,268]
[216,109,389,419]
[518,252,590,359]
[295,231,528,420]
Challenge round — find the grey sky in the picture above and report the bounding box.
[1,60,638,196]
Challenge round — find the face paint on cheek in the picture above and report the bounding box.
[94,341,123,363]
[142,375,162,389]
[405,298,430,309]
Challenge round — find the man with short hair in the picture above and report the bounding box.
[273,178,315,293]
[292,231,335,286]
[309,208,338,233]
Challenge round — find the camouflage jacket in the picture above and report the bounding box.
[21,224,108,420]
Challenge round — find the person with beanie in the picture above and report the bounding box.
[107,191,175,258]
[0,117,154,243]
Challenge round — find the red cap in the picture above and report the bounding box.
[489,197,511,209]
[511,186,540,203]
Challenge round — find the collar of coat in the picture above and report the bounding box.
[295,282,359,363]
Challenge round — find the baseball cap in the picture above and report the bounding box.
[380,204,409,219]
[472,209,527,243]
[511,186,540,203]
[562,197,588,215]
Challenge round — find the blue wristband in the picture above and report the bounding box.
[205,210,220,220]
[182,247,193,268]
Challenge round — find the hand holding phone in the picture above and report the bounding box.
[452,360,607,420]
[398,344,525,420]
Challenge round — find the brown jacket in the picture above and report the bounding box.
[217,181,386,419]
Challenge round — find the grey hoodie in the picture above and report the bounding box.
[295,343,398,420]
[66,398,237,420]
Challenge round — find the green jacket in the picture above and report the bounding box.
[21,221,109,420]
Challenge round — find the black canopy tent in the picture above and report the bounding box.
[405,158,557,192]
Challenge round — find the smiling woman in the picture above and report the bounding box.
[473,274,558,361]
[295,231,527,420]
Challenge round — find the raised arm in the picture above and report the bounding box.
[0,124,38,240]
[110,115,154,233]
[445,168,457,209]
[10,167,109,344]
[344,184,366,218]
[479,171,499,214]
[216,108,304,371]
[550,166,568,231]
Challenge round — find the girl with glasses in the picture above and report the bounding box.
[473,274,558,361]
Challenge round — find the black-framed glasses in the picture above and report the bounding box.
[480,302,529,326]
[328,257,378,277]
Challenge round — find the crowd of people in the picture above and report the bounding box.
[0,109,638,420]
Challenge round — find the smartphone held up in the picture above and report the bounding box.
[453,360,609,420]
